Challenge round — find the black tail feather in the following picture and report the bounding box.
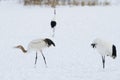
[112,45,117,59]
[44,38,55,47]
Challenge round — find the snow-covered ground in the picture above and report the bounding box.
[0,2,120,80]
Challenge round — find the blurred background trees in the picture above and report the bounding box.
[0,0,111,6]
[22,0,110,6]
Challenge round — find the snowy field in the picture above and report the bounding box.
[0,1,120,80]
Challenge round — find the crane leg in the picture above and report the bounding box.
[52,28,55,37]
[40,50,47,67]
[35,52,38,65]
[102,56,105,69]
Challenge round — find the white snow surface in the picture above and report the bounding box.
[0,2,120,80]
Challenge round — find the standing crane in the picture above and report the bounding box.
[91,38,117,69]
[14,38,55,67]
[51,0,57,37]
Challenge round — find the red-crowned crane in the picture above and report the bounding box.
[51,2,57,37]
[91,38,117,69]
[14,38,55,67]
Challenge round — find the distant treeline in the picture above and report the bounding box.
[22,0,110,7]
[1,0,110,7]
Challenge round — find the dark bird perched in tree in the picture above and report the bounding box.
[14,38,55,67]
[91,38,117,69]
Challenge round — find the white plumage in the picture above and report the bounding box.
[92,38,112,57]
[27,39,48,52]
[91,38,117,68]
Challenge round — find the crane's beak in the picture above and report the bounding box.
[91,43,96,48]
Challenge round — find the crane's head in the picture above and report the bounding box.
[91,38,101,48]
[44,38,55,47]
[91,43,97,48]
[14,45,27,53]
